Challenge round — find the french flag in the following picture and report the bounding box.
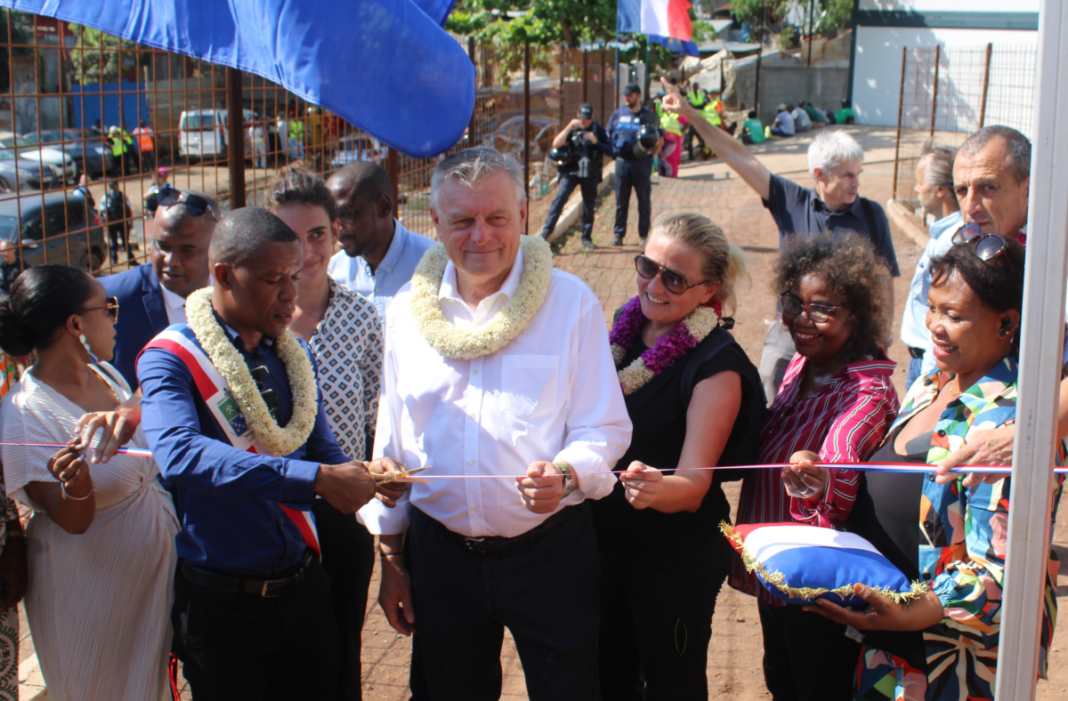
[722,522,918,606]
[617,0,694,43]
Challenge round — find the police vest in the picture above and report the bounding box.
[688,90,706,108]
[610,107,654,158]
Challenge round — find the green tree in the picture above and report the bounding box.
[815,0,855,33]
[68,24,144,86]
[0,10,34,94]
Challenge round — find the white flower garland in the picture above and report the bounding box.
[410,235,553,360]
[614,306,720,395]
[185,288,319,457]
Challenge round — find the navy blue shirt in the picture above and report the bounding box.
[606,105,659,161]
[139,323,350,577]
[763,174,900,277]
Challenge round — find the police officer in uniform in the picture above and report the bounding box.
[607,83,661,247]
[540,104,612,248]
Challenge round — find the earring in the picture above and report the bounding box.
[79,334,99,364]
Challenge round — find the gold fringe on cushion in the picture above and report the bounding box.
[719,521,929,604]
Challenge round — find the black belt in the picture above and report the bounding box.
[437,506,577,555]
[908,346,926,359]
[181,549,316,598]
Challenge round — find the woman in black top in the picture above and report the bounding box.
[593,212,767,700]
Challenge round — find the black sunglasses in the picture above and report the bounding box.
[159,190,218,221]
[780,291,843,323]
[951,223,1010,263]
[634,254,710,295]
[80,296,119,324]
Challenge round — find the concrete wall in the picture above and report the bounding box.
[851,26,1038,131]
[742,65,849,126]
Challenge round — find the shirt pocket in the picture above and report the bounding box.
[499,355,560,420]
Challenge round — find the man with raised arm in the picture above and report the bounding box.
[138,207,405,698]
[363,147,631,699]
[663,89,899,402]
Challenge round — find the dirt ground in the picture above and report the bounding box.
[355,126,1068,700]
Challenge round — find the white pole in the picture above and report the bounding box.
[995,0,1068,698]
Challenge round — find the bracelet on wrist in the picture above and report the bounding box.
[60,483,92,501]
[380,551,403,558]
[554,462,576,499]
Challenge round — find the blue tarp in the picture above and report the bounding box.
[69,80,150,132]
[0,0,473,158]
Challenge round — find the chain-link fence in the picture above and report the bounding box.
[0,8,617,276]
[891,44,1037,205]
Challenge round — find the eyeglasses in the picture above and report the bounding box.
[780,291,843,323]
[159,190,219,221]
[249,364,282,422]
[80,296,119,323]
[634,254,710,295]
[951,223,1010,262]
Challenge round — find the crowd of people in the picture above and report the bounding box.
[0,78,1055,701]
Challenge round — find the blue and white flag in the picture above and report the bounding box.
[0,0,474,158]
[723,522,924,606]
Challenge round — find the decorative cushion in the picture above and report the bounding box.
[721,521,926,606]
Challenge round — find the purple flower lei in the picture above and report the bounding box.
[610,295,702,375]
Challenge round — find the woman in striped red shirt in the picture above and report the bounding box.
[732,231,899,701]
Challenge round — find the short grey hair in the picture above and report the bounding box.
[807,129,864,178]
[430,147,526,210]
[919,143,957,190]
[958,125,1031,184]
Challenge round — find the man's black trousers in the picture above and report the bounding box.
[614,157,652,241]
[314,498,376,701]
[172,555,339,700]
[406,504,602,701]
[541,173,599,241]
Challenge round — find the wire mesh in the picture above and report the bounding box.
[0,8,618,278]
[892,43,1037,205]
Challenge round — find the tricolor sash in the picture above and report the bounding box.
[142,326,320,557]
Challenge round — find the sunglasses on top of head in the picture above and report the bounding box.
[951,223,1010,263]
[634,254,710,295]
[159,190,219,221]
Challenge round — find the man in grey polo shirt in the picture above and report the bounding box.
[664,90,899,401]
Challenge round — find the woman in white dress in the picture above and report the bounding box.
[0,265,178,701]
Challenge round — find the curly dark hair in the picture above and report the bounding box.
[773,231,892,362]
[929,237,1025,344]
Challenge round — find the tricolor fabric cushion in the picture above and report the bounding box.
[721,522,924,606]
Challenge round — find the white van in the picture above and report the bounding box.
[178,108,255,161]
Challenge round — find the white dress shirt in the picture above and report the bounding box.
[359,246,632,538]
[159,283,187,326]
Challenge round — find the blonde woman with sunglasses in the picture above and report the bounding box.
[0,265,178,700]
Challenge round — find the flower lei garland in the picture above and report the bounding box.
[185,288,319,457]
[610,296,721,395]
[410,235,553,360]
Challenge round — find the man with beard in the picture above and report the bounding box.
[326,162,435,325]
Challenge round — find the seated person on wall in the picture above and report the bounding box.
[740,110,766,146]
[770,103,796,138]
[835,99,856,126]
[791,103,813,133]
[801,101,827,128]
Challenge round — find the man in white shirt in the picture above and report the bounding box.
[901,145,962,387]
[327,161,435,325]
[101,190,219,389]
[361,147,632,699]
[770,103,795,137]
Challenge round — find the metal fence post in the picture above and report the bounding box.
[523,41,531,236]
[387,148,399,220]
[468,38,477,145]
[979,42,993,128]
[225,66,246,209]
[996,1,1068,698]
[559,46,566,131]
[892,48,906,200]
[929,45,940,137]
[582,49,589,103]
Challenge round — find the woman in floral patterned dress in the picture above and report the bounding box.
[789,236,1062,700]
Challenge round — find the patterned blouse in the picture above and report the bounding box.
[730,351,899,606]
[855,357,1065,701]
[308,279,384,462]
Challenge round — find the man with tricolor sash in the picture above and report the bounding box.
[138,207,404,698]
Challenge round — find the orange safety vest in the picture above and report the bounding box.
[133,127,155,151]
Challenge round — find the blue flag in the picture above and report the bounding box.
[412,0,458,25]
[648,34,700,57]
[0,0,474,158]
[617,0,641,33]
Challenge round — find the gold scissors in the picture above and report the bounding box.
[372,465,432,484]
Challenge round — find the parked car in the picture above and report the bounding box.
[331,133,387,168]
[23,129,115,179]
[0,132,78,184]
[0,192,106,271]
[178,108,255,161]
[490,117,558,165]
[0,149,61,193]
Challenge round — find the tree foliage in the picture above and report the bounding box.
[68,24,144,86]
[0,10,33,94]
